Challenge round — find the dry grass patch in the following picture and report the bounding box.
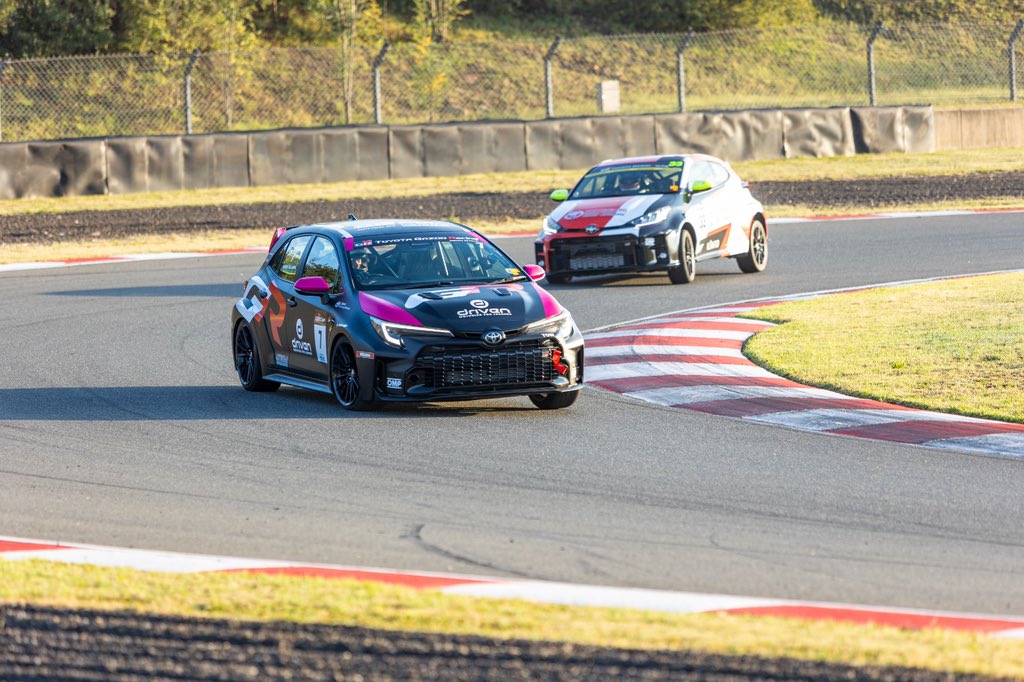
[742,272,1024,423]
[2,559,1023,677]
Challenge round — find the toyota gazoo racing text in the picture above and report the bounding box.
[535,154,767,284]
[231,219,584,411]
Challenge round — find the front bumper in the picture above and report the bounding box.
[362,333,585,403]
[536,232,678,276]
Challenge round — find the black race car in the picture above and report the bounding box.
[231,219,584,410]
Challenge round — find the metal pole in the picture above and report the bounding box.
[183,49,200,134]
[373,42,390,125]
[676,28,695,113]
[1009,19,1024,102]
[544,36,561,119]
[0,56,10,143]
[867,23,882,107]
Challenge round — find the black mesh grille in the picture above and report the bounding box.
[415,341,558,390]
[548,236,638,272]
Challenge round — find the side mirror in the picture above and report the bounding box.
[549,188,569,202]
[295,276,331,295]
[523,264,546,282]
[684,179,712,202]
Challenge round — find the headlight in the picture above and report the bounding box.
[540,216,560,236]
[370,316,453,348]
[523,310,574,340]
[631,206,671,228]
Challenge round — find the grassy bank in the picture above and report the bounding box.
[2,559,1022,677]
[742,272,1024,424]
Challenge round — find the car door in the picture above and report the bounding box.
[287,235,341,378]
[687,160,734,260]
[262,234,313,371]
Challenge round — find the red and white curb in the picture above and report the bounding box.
[3,535,1024,637]
[3,208,1023,274]
[584,272,1024,459]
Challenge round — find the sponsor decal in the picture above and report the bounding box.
[314,313,329,326]
[506,268,521,276]
[564,210,585,220]
[291,319,313,356]
[275,353,289,368]
[405,284,524,309]
[313,322,327,364]
[457,299,512,318]
[357,351,375,360]
[386,377,403,389]
[235,276,270,324]
[295,319,304,340]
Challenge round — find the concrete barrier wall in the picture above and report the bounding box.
[935,108,1024,150]
[0,106,936,200]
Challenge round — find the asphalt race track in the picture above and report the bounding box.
[2,213,1024,617]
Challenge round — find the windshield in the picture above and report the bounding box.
[569,163,683,200]
[347,233,526,291]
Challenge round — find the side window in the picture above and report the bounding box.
[302,237,341,291]
[270,235,311,283]
[708,162,730,188]
[689,161,710,187]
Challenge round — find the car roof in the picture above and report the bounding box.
[596,153,723,166]
[293,219,475,239]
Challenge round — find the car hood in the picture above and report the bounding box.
[549,194,668,231]
[358,282,563,333]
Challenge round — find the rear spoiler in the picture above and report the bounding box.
[268,224,302,251]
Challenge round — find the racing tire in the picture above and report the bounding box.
[530,390,579,410]
[330,340,374,411]
[668,229,696,284]
[234,322,280,393]
[737,218,768,274]
[546,274,571,285]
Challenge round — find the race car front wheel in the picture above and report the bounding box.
[668,229,696,284]
[530,390,579,410]
[330,340,374,411]
[234,322,280,393]
[737,218,768,273]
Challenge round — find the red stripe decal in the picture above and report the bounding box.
[828,419,1024,443]
[222,567,489,589]
[590,375,802,393]
[614,320,772,333]
[724,605,1024,633]
[686,397,911,418]
[0,540,68,552]
[586,336,746,349]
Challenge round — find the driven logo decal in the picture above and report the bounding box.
[291,317,313,356]
[457,299,512,318]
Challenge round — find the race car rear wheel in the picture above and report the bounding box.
[668,229,696,284]
[330,340,374,411]
[737,218,768,273]
[234,322,280,393]
[530,390,579,410]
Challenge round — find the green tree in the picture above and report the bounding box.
[117,0,258,53]
[0,0,114,57]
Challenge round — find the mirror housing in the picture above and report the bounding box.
[523,264,546,282]
[684,179,712,202]
[549,188,569,202]
[295,276,331,295]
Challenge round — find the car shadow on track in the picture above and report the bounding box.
[47,284,243,298]
[544,268,745,290]
[0,386,539,421]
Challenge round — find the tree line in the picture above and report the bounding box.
[1,0,1021,58]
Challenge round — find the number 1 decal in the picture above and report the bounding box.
[314,324,327,364]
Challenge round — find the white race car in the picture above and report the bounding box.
[535,154,767,284]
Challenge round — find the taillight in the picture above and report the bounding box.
[269,227,288,251]
[551,349,569,375]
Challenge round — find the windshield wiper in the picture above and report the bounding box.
[489,276,528,284]
[408,280,457,289]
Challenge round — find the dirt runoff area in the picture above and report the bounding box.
[0,603,1002,682]
[1,171,1023,245]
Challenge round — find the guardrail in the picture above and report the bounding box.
[0,106,935,200]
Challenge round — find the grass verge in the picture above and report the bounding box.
[0,148,1021,218]
[2,558,1023,677]
[741,272,1024,424]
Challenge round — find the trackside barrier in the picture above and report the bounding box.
[0,106,936,200]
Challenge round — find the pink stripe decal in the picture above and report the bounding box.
[588,354,753,367]
[533,283,563,318]
[358,292,423,326]
[222,566,487,589]
[724,605,1024,633]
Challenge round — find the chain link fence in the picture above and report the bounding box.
[0,21,1021,143]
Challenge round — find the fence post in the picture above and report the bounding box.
[0,55,10,142]
[867,23,882,106]
[373,42,390,125]
[1010,19,1024,102]
[676,28,696,113]
[183,49,200,134]
[544,36,561,119]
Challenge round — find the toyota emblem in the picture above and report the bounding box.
[470,299,489,308]
[483,330,505,346]
[585,225,599,235]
